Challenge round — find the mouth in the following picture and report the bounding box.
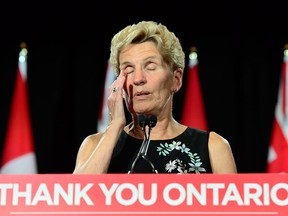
[134,91,150,98]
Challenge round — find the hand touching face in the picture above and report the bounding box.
[107,70,127,128]
[119,41,176,117]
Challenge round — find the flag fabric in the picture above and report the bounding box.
[181,47,208,131]
[267,46,288,173]
[97,61,117,132]
[0,44,37,174]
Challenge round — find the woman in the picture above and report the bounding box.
[73,21,237,174]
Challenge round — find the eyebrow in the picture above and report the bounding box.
[120,56,160,67]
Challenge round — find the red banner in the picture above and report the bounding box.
[0,174,287,215]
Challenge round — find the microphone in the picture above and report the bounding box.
[137,114,157,141]
[145,115,157,142]
[146,115,157,128]
[128,114,158,173]
[137,114,157,128]
[138,114,147,126]
[138,114,148,140]
[139,115,157,155]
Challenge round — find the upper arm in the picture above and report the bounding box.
[74,133,103,171]
[208,131,237,173]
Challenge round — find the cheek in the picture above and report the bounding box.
[123,78,130,94]
[161,76,174,91]
[124,76,133,89]
[124,83,133,98]
[155,81,173,100]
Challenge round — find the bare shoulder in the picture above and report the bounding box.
[208,131,237,173]
[208,131,229,147]
[79,132,104,152]
[73,132,105,173]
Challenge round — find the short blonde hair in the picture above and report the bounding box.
[109,21,185,76]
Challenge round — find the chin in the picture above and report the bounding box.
[133,107,150,115]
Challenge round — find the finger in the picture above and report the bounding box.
[109,79,118,94]
[117,70,127,92]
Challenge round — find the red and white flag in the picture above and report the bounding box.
[267,46,288,173]
[181,47,208,131]
[0,43,37,174]
[97,61,117,132]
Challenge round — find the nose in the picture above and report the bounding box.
[133,67,147,86]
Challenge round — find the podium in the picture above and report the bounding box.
[0,173,287,215]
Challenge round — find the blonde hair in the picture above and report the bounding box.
[109,21,185,76]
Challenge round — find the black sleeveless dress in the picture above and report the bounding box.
[108,127,212,174]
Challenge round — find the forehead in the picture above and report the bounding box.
[119,41,161,62]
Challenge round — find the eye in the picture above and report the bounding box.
[145,62,157,71]
[123,66,134,74]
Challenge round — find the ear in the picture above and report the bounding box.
[172,68,183,93]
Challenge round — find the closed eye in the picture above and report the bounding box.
[123,66,134,74]
[145,62,157,71]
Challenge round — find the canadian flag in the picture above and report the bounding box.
[267,46,288,173]
[181,47,208,131]
[97,61,117,132]
[0,43,37,174]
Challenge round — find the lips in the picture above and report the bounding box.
[134,91,150,97]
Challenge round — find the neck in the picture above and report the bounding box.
[126,115,186,140]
